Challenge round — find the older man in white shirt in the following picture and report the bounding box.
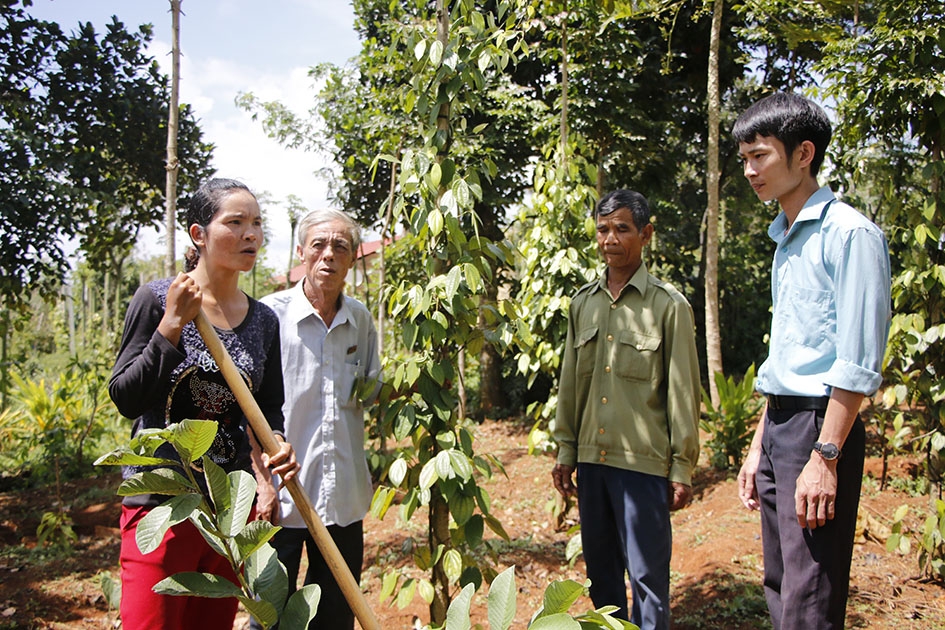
[254,208,381,630]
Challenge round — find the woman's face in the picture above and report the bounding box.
[193,189,263,273]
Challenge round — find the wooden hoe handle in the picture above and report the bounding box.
[194,311,380,630]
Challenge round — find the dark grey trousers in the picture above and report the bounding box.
[756,408,865,629]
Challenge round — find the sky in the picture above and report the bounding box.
[25,0,362,272]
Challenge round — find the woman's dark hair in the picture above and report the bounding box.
[596,189,652,230]
[732,92,832,175]
[183,178,254,271]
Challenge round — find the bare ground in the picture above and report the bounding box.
[0,419,943,628]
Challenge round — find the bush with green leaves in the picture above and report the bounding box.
[436,565,637,630]
[700,365,764,471]
[887,500,945,582]
[1,357,121,485]
[94,419,319,629]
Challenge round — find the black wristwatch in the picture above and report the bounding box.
[813,441,841,461]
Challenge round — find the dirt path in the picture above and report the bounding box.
[0,419,943,628]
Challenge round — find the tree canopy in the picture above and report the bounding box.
[0,1,213,311]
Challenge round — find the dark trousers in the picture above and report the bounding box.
[249,521,363,630]
[756,409,865,629]
[577,464,672,630]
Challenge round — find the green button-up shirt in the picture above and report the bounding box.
[553,265,701,485]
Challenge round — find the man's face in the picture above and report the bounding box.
[297,218,356,295]
[596,206,652,275]
[738,134,806,204]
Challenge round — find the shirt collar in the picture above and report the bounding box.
[286,281,356,330]
[768,185,836,242]
[592,264,650,299]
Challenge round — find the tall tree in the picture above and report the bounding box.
[164,0,182,276]
[704,0,724,405]
[0,2,214,312]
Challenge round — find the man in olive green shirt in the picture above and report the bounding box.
[552,189,700,630]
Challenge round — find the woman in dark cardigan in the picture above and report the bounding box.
[109,178,298,630]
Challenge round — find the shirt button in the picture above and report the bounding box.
[600,450,606,456]
[607,334,614,341]
[604,366,611,373]
[601,397,608,404]
[598,428,605,434]
[599,457,606,462]
[610,304,616,310]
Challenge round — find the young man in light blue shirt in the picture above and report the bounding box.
[734,93,891,629]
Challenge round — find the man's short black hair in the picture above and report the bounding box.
[732,92,832,175]
[596,189,651,230]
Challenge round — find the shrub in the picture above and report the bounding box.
[700,365,764,471]
[887,500,945,582]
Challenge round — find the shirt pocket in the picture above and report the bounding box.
[340,359,365,409]
[773,284,834,350]
[615,330,662,382]
[575,327,599,378]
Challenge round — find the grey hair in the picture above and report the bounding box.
[296,209,361,252]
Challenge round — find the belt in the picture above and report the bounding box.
[766,395,830,411]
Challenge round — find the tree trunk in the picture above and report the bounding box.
[164,0,182,276]
[428,2,453,623]
[103,270,111,340]
[285,217,297,290]
[704,0,724,406]
[428,484,450,623]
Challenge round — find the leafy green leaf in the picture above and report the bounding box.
[169,420,218,463]
[397,577,417,609]
[487,566,516,630]
[443,548,463,583]
[541,580,586,615]
[464,514,484,548]
[380,570,399,602]
[241,597,279,630]
[152,571,242,598]
[449,493,475,526]
[444,582,474,630]
[448,450,474,481]
[418,578,435,604]
[235,520,280,561]
[219,469,257,538]
[203,457,231,515]
[117,469,195,497]
[529,612,582,629]
[419,459,439,490]
[281,584,321,629]
[94,449,177,468]
[135,493,203,554]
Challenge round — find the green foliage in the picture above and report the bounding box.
[36,510,77,549]
[94,420,320,629]
[0,2,213,311]
[350,1,535,621]
[431,566,637,630]
[1,358,118,484]
[700,365,764,471]
[99,572,122,612]
[887,501,945,582]
[815,1,945,491]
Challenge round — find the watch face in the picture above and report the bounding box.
[816,442,840,460]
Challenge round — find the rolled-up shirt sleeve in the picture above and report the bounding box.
[824,225,891,395]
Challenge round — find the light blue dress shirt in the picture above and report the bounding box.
[261,282,381,528]
[756,186,891,397]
